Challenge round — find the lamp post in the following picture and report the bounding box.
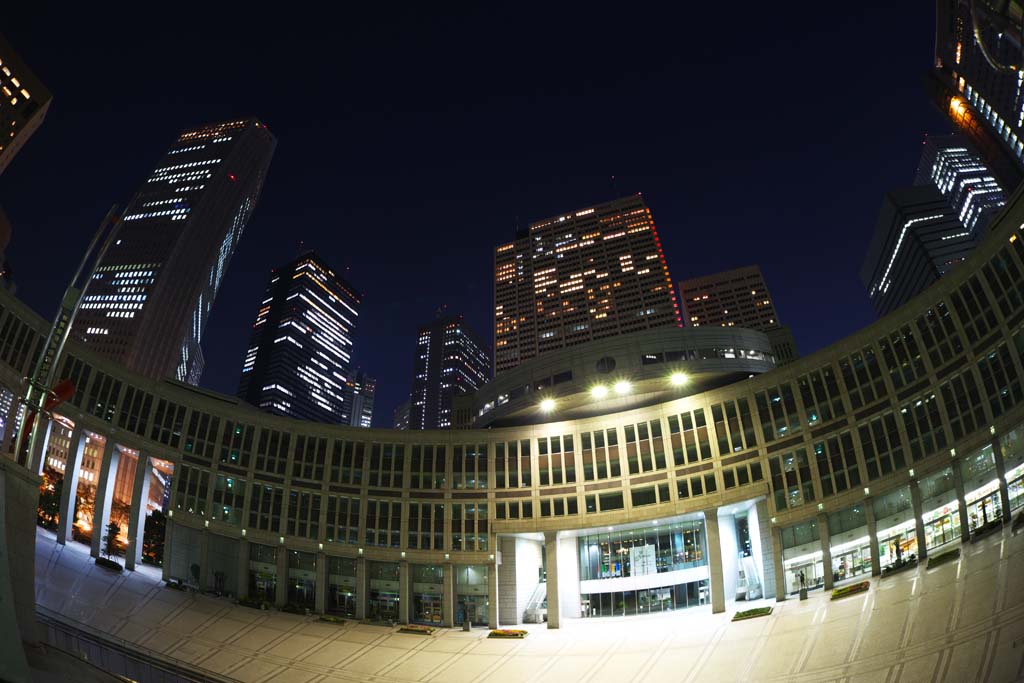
[14,206,121,471]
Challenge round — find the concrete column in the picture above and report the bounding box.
[704,509,725,613]
[56,426,85,544]
[544,531,560,628]
[315,552,326,614]
[398,560,410,624]
[125,453,151,571]
[909,481,928,561]
[237,539,250,599]
[28,415,52,476]
[953,460,971,542]
[773,526,786,601]
[864,499,881,576]
[199,530,211,590]
[275,545,288,607]
[162,516,174,581]
[992,438,1012,525]
[1,393,21,451]
[487,560,499,628]
[90,440,119,559]
[818,513,833,591]
[355,556,367,619]
[442,562,455,627]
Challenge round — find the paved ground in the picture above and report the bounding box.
[34,526,1024,682]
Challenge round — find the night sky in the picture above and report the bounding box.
[2,6,949,426]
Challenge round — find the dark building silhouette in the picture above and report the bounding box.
[408,314,490,429]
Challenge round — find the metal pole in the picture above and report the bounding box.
[15,206,121,468]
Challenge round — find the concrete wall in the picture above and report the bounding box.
[717,511,739,601]
[168,522,202,584]
[0,458,41,682]
[557,534,581,620]
[751,499,775,599]
[208,535,239,595]
[497,537,518,625]
[497,537,543,625]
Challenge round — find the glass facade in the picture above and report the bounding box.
[327,556,356,616]
[287,550,316,609]
[411,564,444,625]
[248,543,277,602]
[455,565,488,626]
[577,520,705,581]
[368,561,399,622]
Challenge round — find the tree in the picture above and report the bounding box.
[37,467,63,530]
[142,509,166,565]
[104,521,121,560]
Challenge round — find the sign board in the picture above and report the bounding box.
[631,544,656,576]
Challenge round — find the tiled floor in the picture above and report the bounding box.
[34,527,1024,682]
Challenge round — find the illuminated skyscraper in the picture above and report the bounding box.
[860,186,967,317]
[408,314,490,430]
[0,32,52,176]
[914,134,1006,235]
[928,1,1024,190]
[237,251,360,423]
[493,195,681,374]
[678,265,799,365]
[343,369,376,428]
[71,119,276,384]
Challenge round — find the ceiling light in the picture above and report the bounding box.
[613,380,631,395]
[540,398,556,413]
[591,385,609,399]
[670,372,690,387]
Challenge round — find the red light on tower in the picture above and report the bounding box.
[229,174,237,182]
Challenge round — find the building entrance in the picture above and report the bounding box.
[368,590,399,621]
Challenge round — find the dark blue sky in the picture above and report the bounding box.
[2,6,949,426]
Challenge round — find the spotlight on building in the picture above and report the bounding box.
[613,380,632,395]
[591,385,609,399]
[539,398,556,413]
[669,372,690,387]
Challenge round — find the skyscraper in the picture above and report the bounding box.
[71,118,275,384]
[928,1,1024,191]
[915,134,1006,235]
[343,369,376,428]
[678,265,799,365]
[0,32,52,176]
[393,400,411,430]
[408,314,490,430]
[237,251,360,424]
[860,186,968,317]
[493,195,680,374]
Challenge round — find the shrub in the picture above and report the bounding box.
[928,548,961,568]
[732,607,772,621]
[95,556,123,573]
[319,615,345,624]
[831,580,870,600]
[488,629,527,638]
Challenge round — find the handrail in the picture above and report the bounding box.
[35,604,238,683]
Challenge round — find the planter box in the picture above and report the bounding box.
[319,615,345,625]
[488,629,527,639]
[398,624,436,635]
[927,547,961,569]
[732,607,772,622]
[95,557,123,573]
[830,580,870,600]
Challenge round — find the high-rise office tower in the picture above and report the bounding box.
[928,1,1024,191]
[493,195,681,374]
[72,119,275,384]
[393,400,411,430]
[915,134,1006,234]
[678,265,799,365]
[343,369,376,428]
[408,314,490,430]
[860,186,969,317]
[0,32,52,176]
[237,251,360,424]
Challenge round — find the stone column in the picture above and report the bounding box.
[992,438,1012,525]
[818,513,833,591]
[355,556,367,619]
[773,526,786,601]
[909,481,928,560]
[487,559,499,628]
[442,562,455,627]
[162,516,174,581]
[704,509,725,613]
[1,393,21,451]
[864,499,881,576]
[315,551,326,614]
[275,545,288,607]
[237,538,250,600]
[28,415,52,476]
[90,440,119,559]
[199,529,211,590]
[544,531,560,628]
[125,453,152,571]
[56,426,86,544]
[398,560,410,624]
[953,460,971,542]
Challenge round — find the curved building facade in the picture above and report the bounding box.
[6,186,1024,630]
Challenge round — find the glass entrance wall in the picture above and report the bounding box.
[781,518,822,593]
[455,565,488,626]
[827,504,870,582]
[368,561,399,622]
[965,479,1003,530]
[878,520,917,568]
[577,519,706,581]
[286,550,316,609]
[1001,427,1024,512]
[411,564,443,625]
[581,579,708,617]
[919,466,961,550]
[1008,463,1024,511]
[248,543,277,602]
[327,556,356,616]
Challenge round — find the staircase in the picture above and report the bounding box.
[522,582,547,623]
